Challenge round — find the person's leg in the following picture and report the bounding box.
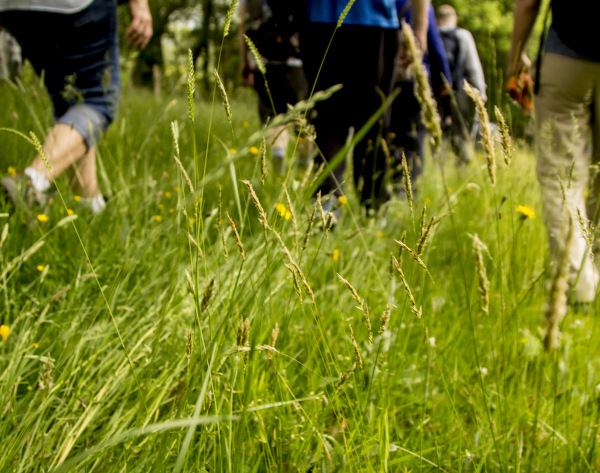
[536,53,599,302]
[300,23,350,197]
[1,0,118,210]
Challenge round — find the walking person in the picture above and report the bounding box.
[0,0,152,214]
[507,0,600,302]
[299,0,429,211]
[389,0,452,192]
[436,4,486,163]
[239,0,308,174]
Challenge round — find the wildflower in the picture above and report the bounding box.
[229,148,236,154]
[274,203,289,218]
[73,195,81,202]
[33,343,39,349]
[332,249,339,261]
[37,214,49,222]
[377,231,384,240]
[250,146,259,156]
[516,205,535,219]
[155,215,163,222]
[242,121,250,128]
[173,186,181,192]
[37,265,44,272]
[67,209,74,216]
[7,166,16,177]
[0,325,8,341]
[338,195,348,206]
[158,204,164,210]
[169,209,175,214]
[165,191,172,199]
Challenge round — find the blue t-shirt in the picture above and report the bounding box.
[306,0,399,29]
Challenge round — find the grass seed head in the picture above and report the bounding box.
[349,324,363,371]
[214,69,232,124]
[337,363,356,389]
[269,323,279,360]
[302,204,317,252]
[465,82,495,184]
[201,277,215,313]
[243,34,265,74]
[379,304,391,336]
[260,137,267,186]
[223,0,238,37]
[186,328,194,365]
[494,106,513,167]
[337,273,362,306]
[337,0,356,28]
[227,212,245,261]
[472,234,490,315]
[187,49,195,122]
[363,302,373,346]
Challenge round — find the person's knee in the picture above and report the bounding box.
[56,103,111,150]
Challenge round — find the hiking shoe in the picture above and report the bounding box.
[0,172,50,210]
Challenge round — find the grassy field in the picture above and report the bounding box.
[1,56,599,472]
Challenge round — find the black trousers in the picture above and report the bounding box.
[301,23,398,208]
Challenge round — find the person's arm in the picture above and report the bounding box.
[507,0,542,78]
[411,0,429,52]
[460,29,486,100]
[125,0,153,49]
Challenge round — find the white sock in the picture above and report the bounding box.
[81,194,106,214]
[24,167,51,192]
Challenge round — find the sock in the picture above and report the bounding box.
[81,194,106,214]
[24,167,51,192]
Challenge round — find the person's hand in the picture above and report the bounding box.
[126,0,153,49]
[506,70,534,114]
[506,51,531,80]
[413,27,428,56]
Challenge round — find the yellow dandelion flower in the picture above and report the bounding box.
[229,148,237,154]
[37,214,49,222]
[377,231,384,240]
[424,197,432,206]
[274,203,287,217]
[173,186,181,192]
[516,205,535,219]
[33,343,39,349]
[332,249,340,261]
[165,191,172,199]
[249,146,259,156]
[155,215,163,222]
[284,211,291,220]
[67,209,74,216]
[242,121,250,129]
[36,265,44,272]
[169,208,174,214]
[0,325,9,341]
[338,195,348,206]
[73,195,81,202]
[158,204,164,210]
[8,166,16,177]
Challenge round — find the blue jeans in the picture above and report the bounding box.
[0,0,120,149]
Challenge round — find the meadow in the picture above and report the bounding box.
[1,35,599,473]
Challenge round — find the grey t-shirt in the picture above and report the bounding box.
[0,0,93,13]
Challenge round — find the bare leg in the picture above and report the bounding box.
[70,146,100,198]
[29,123,87,182]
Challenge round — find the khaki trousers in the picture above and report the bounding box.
[535,53,600,302]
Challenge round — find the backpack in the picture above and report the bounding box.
[551,0,600,61]
[440,28,465,89]
[244,0,300,62]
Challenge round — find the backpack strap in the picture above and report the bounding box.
[534,1,551,95]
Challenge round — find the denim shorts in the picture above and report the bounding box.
[0,0,120,149]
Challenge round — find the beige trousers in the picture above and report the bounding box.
[535,53,600,302]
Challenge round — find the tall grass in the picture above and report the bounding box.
[0,8,599,473]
